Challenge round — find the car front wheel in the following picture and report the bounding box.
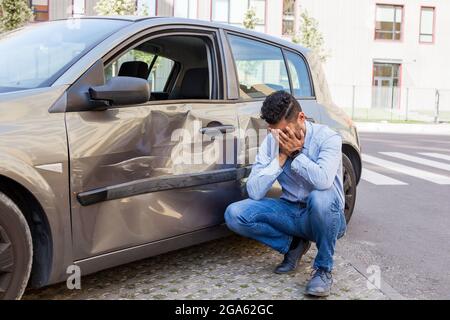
[342,154,357,224]
[0,192,33,300]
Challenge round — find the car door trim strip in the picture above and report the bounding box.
[77,166,252,206]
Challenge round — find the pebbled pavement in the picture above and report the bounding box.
[23,235,387,300]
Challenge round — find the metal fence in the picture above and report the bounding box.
[329,84,450,123]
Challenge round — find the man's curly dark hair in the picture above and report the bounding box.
[260,91,302,125]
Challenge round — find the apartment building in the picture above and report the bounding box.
[28,0,450,117]
[294,0,450,119]
[28,1,283,35]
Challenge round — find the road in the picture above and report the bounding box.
[338,132,450,299]
[23,132,450,300]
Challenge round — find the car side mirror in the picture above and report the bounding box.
[89,76,150,108]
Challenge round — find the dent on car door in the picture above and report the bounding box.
[225,34,320,168]
[66,31,242,260]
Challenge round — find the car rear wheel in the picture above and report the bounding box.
[342,154,357,224]
[0,192,32,300]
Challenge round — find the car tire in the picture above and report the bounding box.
[0,192,33,300]
[342,154,357,224]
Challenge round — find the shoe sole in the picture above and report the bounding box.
[273,241,312,274]
[273,269,296,275]
[305,289,331,297]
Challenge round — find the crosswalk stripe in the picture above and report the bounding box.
[418,153,450,162]
[380,152,450,172]
[362,154,450,185]
[361,168,408,185]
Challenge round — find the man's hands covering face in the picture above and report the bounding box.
[271,127,305,167]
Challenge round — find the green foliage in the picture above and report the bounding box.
[0,0,33,32]
[243,7,257,30]
[132,50,154,66]
[138,3,149,16]
[293,9,329,62]
[236,60,258,86]
[94,0,137,16]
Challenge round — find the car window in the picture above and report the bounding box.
[285,51,313,98]
[150,56,175,92]
[105,49,175,93]
[228,34,290,99]
[0,19,129,93]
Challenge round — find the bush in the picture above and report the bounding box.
[0,0,33,32]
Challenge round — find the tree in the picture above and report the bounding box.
[137,3,149,16]
[243,7,257,30]
[240,8,260,85]
[94,0,136,16]
[0,0,33,32]
[293,9,329,62]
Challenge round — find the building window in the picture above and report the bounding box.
[212,0,266,32]
[31,0,49,21]
[173,0,197,19]
[420,7,435,43]
[72,0,85,17]
[282,0,295,36]
[137,0,156,16]
[375,4,403,40]
[249,0,265,30]
[372,62,401,109]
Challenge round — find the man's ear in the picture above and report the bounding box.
[298,112,306,122]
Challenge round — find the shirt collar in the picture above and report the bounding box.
[303,120,313,151]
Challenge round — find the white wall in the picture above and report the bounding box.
[265,0,283,37]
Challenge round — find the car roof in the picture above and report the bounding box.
[75,16,310,56]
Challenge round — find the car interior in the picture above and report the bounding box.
[105,34,217,102]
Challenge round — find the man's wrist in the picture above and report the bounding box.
[278,153,289,167]
[289,147,302,159]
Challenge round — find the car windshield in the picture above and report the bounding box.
[0,19,130,93]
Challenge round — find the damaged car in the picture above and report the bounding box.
[0,17,361,299]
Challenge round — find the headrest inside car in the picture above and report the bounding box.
[118,61,149,80]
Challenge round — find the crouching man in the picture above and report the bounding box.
[225,91,347,297]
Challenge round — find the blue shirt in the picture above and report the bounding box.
[246,121,344,206]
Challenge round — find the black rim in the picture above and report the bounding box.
[0,225,14,298]
[343,166,354,222]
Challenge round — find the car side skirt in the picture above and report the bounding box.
[72,224,232,280]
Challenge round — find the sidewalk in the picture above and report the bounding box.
[24,235,387,300]
[355,121,450,136]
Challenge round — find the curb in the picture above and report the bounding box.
[355,122,450,136]
[343,256,407,300]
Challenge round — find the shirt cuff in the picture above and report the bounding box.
[259,157,283,177]
[291,153,310,177]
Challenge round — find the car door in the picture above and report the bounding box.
[222,32,320,169]
[66,28,242,260]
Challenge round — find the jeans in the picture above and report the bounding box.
[224,188,347,272]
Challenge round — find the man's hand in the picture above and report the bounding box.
[279,127,305,157]
[271,129,289,167]
[271,127,304,167]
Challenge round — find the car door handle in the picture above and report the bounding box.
[200,125,236,135]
